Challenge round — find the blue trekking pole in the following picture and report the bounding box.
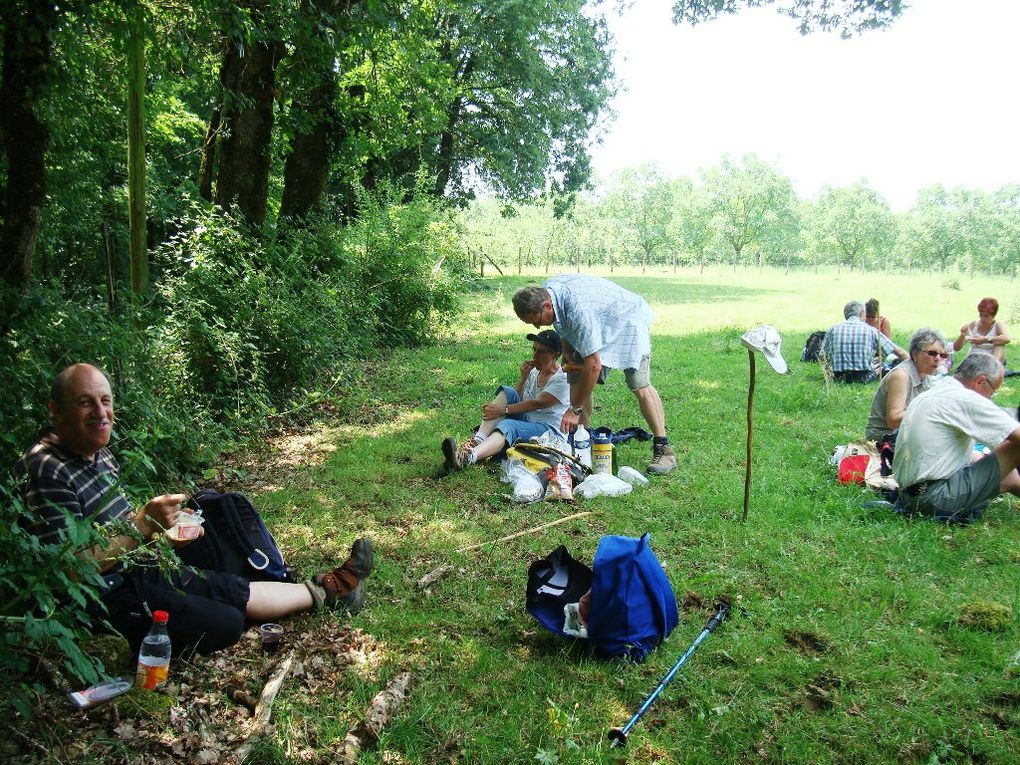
[608,598,731,748]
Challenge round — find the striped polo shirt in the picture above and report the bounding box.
[14,431,134,546]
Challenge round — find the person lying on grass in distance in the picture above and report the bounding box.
[441,330,569,470]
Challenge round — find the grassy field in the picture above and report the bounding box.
[51,267,1020,764]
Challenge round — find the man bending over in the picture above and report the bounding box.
[512,275,675,475]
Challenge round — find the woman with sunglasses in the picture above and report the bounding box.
[866,327,949,443]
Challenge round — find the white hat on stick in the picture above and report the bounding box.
[740,325,788,374]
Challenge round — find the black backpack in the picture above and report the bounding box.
[177,490,295,582]
[801,331,826,362]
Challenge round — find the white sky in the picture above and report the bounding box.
[590,0,1020,211]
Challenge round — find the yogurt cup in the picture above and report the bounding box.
[166,511,204,541]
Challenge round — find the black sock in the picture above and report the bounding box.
[653,436,669,446]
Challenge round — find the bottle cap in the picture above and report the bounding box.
[153,610,169,623]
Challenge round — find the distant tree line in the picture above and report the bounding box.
[462,154,1020,277]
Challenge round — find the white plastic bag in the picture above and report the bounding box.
[530,430,573,456]
[573,473,633,499]
[616,466,650,487]
[501,458,545,503]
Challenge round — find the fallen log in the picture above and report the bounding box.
[456,511,596,553]
[227,651,295,764]
[339,671,412,764]
[416,564,453,590]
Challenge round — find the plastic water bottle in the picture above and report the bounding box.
[136,610,172,689]
[572,424,592,468]
[592,432,613,475]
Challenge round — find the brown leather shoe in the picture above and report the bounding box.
[306,538,374,612]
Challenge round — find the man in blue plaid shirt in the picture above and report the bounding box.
[823,300,906,383]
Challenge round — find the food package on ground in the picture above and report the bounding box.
[501,459,546,503]
[617,466,650,487]
[544,462,574,501]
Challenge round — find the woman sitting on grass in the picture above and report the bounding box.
[865,327,948,443]
[864,297,891,339]
[441,330,569,470]
[953,296,1011,365]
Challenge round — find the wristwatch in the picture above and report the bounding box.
[570,405,584,415]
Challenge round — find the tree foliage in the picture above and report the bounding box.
[808,182,895,271]
[672,0,906,38]
[701,154,799,268]
[461,156,1020,278]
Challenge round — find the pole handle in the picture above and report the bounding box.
[705,601,731,633]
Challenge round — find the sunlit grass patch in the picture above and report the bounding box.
[99,268,1020,764]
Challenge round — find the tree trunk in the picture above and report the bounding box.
[126,4,148,297]
[281,0,360,220]
[198,100,221,202]
[433,53,474,197]
[280,80,332,220]
[434,89,467,198]
[0,3,56,290]
[215,11,282,227]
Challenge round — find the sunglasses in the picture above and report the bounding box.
[922,350,949,359]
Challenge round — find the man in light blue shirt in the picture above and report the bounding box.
[823,300,906,383]
[513,275,675,474]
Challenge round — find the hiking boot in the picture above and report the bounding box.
[306,538,374,613]
[442,437,473,470]
[647,443,676,475]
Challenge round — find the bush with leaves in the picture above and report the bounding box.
[342,179,470,346]
[0,483,112,716]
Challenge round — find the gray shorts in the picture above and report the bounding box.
[901,453,1002,524]
[566,355,652,392]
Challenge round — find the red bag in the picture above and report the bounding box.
[837,454,870,485]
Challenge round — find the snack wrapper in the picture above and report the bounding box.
[543,462,574,501]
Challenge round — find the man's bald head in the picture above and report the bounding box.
[50,363,110,412]
[48,364,114,459]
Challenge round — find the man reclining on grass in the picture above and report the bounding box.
[442,330,569,470]
[14,363,374,656]
[893,354,1020,523]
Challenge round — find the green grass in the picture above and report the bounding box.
[70,266,1020,764]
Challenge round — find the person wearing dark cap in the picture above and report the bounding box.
[442,330,569,469]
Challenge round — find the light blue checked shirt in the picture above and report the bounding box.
[822,316,896,373]
[544,275,653,370]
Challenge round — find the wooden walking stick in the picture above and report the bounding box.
[740,325,787,523]
[742,349,755,523]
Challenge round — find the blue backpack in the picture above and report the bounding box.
[526,533,678,662]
